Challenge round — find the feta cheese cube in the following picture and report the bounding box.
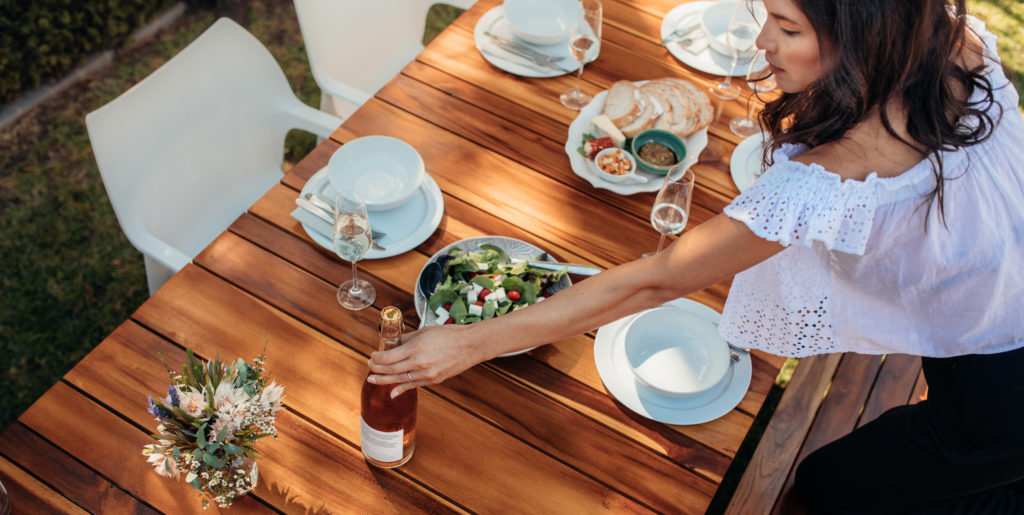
[537,296,546,302]
[466,291,476,305]
[494,287,508,303]
[460,284,474,294]
[435,312,450,325]
[477,262,489,271]
[434,305,449,318]
[468,303,483,316]
[484,292,498,303]
[493,274,505,284]
[472,283,483,295]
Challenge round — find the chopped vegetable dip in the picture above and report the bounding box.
[637,143,678,167]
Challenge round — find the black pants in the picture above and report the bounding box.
[794,346,1024,514]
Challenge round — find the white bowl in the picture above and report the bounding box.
[700,1,765,58]
[623,307,730,398]
[593,147,642,184]
[327,136,425,211]
[502,0,578,46]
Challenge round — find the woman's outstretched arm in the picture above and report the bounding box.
[368,213,784,397]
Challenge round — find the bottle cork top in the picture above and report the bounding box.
[381,306,402,323]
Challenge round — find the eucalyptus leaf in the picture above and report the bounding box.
[203,452,225,468]
[224,443,244,455]
[197,423,208,449]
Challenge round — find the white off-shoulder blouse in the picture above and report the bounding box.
[719,18,1024,358]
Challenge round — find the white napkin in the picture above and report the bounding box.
[290,178,337,239]
[291,204,332,239]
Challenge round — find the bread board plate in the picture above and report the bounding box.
[565,81,708,195]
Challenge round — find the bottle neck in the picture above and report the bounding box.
[379,321,402,352]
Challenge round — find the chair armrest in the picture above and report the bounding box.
[281,99,345,139]
[314,72,373,109]
[124,223,192,274]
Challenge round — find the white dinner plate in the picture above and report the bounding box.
[730,132,767,192]
[660,1,767,78]
[565,81,708,195]
[594,298,752,425]
[414,236,572,357]
[298,166,444,259]
[474,7,578,78]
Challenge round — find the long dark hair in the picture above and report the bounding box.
[759,0,1001,225]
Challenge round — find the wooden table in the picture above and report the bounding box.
[0,0,785,512]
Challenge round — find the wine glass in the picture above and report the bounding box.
[559,0,602,110]
[333,189,376,310]
[709,2,760,101]
[729,49,777,136]
[644,166,695,257]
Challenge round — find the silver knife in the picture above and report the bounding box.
[483,32,572,72]
[294,197,386,250]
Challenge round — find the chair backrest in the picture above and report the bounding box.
[86,18,338,290]
[293,0,474,118]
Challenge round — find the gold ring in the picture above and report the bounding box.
[406,371,413,382]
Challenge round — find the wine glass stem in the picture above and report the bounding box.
[349,261,362,294]
[574,60,585,92]
[655,233,667,254]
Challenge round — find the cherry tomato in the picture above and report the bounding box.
[542,290,552,298]
[478,289,491,301]
[444,318,455,324]
[507,290,522,301]
[474,301,484,306]
[443,302,452,310]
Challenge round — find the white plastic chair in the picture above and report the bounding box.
[294,0,476,119]
[86,18,343,295]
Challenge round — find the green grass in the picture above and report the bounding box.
[0,1,1020,507]
[0,0,465,434]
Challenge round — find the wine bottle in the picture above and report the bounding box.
[360,306,417,468]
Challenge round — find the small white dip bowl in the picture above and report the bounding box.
[502,0,578,46]
[623,306,730,398]
[327,136,425,211]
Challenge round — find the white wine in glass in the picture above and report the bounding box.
[710,1,762,101]
[645,166,695,257]
[730,49,777,137]
[334,189,376,310]
[559,0,602,110]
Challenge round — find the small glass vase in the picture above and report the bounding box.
[199,457,259,509]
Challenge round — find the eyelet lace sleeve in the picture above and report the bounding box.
[724,145,878,255]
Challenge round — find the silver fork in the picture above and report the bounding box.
[298,194,386,250]
[483,32,572,72]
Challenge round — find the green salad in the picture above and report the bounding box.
[426,244,567,325]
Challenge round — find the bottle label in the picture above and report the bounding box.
[360,416,403,463]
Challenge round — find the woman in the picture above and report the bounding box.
[370,0,1024,511]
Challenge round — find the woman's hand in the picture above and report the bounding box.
[367,324,492,398]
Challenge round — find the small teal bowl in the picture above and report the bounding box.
[630,129,687,175]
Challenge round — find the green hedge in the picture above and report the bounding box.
[0,0,172,105]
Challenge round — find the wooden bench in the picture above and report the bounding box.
[725,353,928,514]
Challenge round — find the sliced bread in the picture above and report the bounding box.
[603,81,645,127]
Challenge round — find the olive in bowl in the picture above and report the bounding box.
[593,147,643,183]
[630,129,687,175]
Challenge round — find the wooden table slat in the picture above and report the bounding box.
[0,423,160,514]
[0,454,90,515]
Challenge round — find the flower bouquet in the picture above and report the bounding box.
[142,347,284,508]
